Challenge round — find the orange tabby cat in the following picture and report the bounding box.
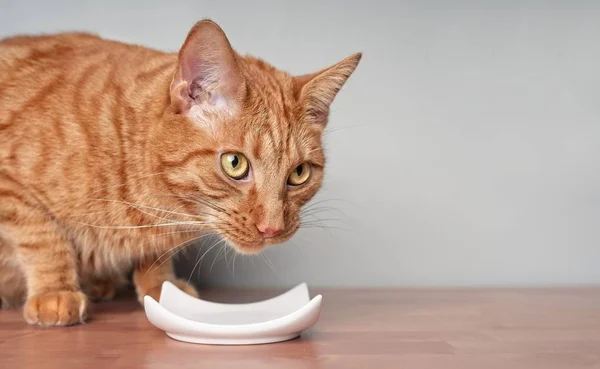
[0,20,360,326]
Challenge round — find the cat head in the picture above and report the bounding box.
[158,20,361,254]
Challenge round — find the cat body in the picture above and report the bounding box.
[0,21,360,325]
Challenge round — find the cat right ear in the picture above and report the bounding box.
[170,20,245,116]
[294,53,362,127]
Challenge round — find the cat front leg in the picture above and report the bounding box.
[17,232,87,326]
[0,265,26,309]
[0,237,26,308]
[2,191,88,326]
[17,227,88,326]
[133,258,198,304]
[82,275,124,302]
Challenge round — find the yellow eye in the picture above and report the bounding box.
[288,163,311,186]
[220,152,249,180]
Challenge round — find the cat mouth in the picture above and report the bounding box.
[221,224,298,254]
[216,233,261,253]
[224,233,290,255]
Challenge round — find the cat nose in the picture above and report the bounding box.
[257,225,283,238]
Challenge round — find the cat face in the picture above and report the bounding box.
[201,109,325,254]
[160,20,360,254]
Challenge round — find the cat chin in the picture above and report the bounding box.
[226,239,267,255]
[231,245,267,255]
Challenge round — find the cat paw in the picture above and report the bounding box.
[137,279,198,305]
[86,279,117,302]
[23,290,88,326]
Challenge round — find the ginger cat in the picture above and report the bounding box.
[0,20,361,326]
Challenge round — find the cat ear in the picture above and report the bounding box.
[294,53,362,126]
[170,20,245,115]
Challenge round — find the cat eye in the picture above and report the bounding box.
[287,163,311,186]
[220,152,249,180]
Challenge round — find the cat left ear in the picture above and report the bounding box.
[294,53,362,126]
[170,20,245,115]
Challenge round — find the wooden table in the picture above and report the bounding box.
[1,287,600,368]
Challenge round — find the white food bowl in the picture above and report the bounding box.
[143,281,323,345]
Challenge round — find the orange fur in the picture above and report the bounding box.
[0,20,360,325]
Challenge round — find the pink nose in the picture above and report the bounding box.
[257,226,283,238]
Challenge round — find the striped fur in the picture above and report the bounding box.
[0,20,360,325]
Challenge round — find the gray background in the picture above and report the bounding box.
[1,1,599,287]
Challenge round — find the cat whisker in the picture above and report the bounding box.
[64,197,214,228]
[223,245,233,276]
[186,237,223,284]
[303,197,365,211]
[323,123,371,136]
[301,217,350,225]
[73,221,209,230]
[208,238,229,275]
[149,229,206,238]
[65,210,114,218]
[232,252,238,278]
[260,253,278,277]
[194,197,228,213]
[145,232,213,276]
[300,212,353,230]
[298,224,352,232]
[291,233,318,247]
[300,203,349,214]
[90,198,208,221]
[162,194,227,214]
[195,235,212,280]
[48,171,170,215]
[300,208,351,222]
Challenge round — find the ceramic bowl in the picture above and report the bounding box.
[144,281,322,345]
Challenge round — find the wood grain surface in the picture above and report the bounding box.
[1,287,600,368]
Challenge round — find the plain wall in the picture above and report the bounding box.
[1,0,599,287]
